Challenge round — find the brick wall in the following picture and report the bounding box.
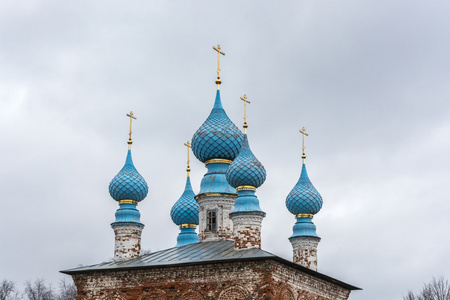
[71,259,351,300]
[289,236,320,271]
[230,214,264,249]
[112,224,143,260]
[197,195,235,241]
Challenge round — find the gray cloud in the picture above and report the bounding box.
[1,1,449,299]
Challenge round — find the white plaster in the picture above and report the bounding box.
[112,224,143,260]
[197,195,235,241]
[231,214,264,249]
[289,236,321,271]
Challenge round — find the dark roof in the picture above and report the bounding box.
[61,240,360,291]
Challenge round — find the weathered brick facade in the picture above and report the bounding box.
[197,195,235,241]
[71,259,351,300]
[230,214,264,249]
[289,236,320,271]
[112,224,143,260]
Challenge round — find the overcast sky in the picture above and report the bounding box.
[1,1,450,299]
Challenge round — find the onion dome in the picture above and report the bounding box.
[286,164,322,215]
[109,150,148,202]
[170,176,199,226]
[226,134,266,189]
[191,90,243,163]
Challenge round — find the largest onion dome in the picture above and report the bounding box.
[109,150,148,202]
[226,134,266,189]
[191,90,244,163]
[286,164,323,216]
[170,176,199,226]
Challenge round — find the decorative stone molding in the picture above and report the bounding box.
[181,290,205,300]
[278,287,295,300]
[218,286,250,300]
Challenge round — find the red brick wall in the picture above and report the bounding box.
[71,259,351,300]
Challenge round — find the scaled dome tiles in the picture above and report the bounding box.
[109,150,149,202]
[226,134,266,188]
[192,90,243,163]
[286,164,322,215]
[170,177,199,225]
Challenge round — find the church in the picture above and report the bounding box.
[62,46,360,300]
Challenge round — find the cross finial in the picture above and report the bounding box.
[240,94,251,134]
[184,141,192,175]
[213,45,225,89]
[126,111,137,149]
[299,127,309,163]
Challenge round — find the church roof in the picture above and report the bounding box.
[61,240,360,291]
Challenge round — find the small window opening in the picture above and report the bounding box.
[207,210,217,231]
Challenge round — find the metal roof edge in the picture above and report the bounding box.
[61,256,360,291]
[59,241,360,291]
[268,256,361,291]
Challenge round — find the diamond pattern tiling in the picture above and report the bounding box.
[285,164,322,215]
[191,91,243,163]
[170,177,199,225]
[226,134,266,189]
[109,151,148,202]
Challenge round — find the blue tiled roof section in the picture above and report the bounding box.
[286,164,322,215]
[109,150,148,202]
[191,90,243,163]
[291,216,319,238]
[170,176,199,225]
[226,134,266,188]
[175,227,199,247]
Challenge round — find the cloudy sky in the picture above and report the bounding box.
[1,1,450,299]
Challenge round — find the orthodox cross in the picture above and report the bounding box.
[126,111,136,148]
[213,45,225,87]
[184,141,192,174]
[299,127,309,162]
[240,94,251,133]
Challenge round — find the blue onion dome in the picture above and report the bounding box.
[191,90,244,163]
[109,150,148,202]
[286,164,323,215]
[226,134,266,188]
[170,176,199,225]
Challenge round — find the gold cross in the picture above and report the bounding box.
[126,111,137,149]
[184,141,192,174]
[299,127,309,163]
[213,45,225,87]
[240,94,251,133]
